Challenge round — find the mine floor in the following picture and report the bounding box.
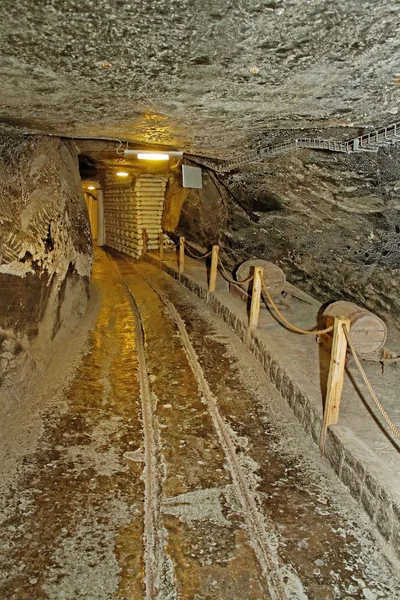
[1,248,400,600]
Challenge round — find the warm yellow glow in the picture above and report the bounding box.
[87,185,95,190]
[116,171,129,177]
[137,153,169,161]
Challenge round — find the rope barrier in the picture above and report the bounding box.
[162,241,179,250]
[217,258,254,285]
[343,325,400,441]
[160,240,399,444]
[157,241,399,443]
[184,242,213,260]
[261,276,333,335]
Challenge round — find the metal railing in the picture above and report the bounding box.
[186,121,400,172]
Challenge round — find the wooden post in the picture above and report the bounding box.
[209,245,219,292]
[159,231,164,262]
[97,189,105,247]
[179,236,185,274]
[248,266,264,333]
[319,316,351,453]
[142,228,147,255]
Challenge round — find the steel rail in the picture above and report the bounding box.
[132,261,289,600]
[105,251,168,600]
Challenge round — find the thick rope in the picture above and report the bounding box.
[184,242,213,260]
[343,325,400,441]
[261,276,333,335]
[217,258,254,285]
[160,239,179,250]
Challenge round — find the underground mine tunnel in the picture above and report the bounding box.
[1,1,400,599]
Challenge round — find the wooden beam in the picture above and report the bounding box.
[159,231,164,262]
[209,245,219,292]
[179,236,185,274]
[319,316,351,453]
[248,266,263,332]
[142,228,147,255]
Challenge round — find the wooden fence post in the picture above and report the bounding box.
[159,231,164,262]
[248,266,264,333]
[179,236,185,274]
[142,228,147,256]
[209,245,219,292]
[319,316,351,453]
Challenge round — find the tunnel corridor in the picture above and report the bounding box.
[1,1,400,598]
[0,133,399,599]
[0,248,398,600]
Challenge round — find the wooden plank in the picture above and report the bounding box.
[159,231,164,262]
[135,201,164,204]
[134,192,165,198]
[131,214,163,219]
[209,245,219,292]
[142,229,147,255]
[135,204,164,209]
[130,223,162,229]
[129,230,162,238]
[135,192,165,197]
[179,236,185,274]
[129,220,162,226]
[319,316,351,453]
[134,206,164,211]
[135,186,159,190]
[135,183,166,188]
[135,199,164,203]
[248,266,263,333]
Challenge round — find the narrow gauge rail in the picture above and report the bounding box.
[107,251,288,600]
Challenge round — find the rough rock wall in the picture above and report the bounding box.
[163,175,189,233]
[168,150,400,331]
[164,170,227,247]
[0,133,93,415]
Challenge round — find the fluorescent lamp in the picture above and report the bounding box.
[87,185,95,190]
[137,152,169,161]
[116,171,129,177]
[124,149,183,159]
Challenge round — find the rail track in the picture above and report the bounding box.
[106,252,174,600]
[107,251,288,600]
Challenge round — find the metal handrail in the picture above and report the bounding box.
[187,121,400,172]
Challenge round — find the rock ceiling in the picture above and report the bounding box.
[0,0,400,157]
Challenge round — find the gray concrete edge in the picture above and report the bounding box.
[145,254,400,559]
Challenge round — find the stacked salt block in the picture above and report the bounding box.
[103,172,166,259]
[132,175,167,256]
[103,173,139,257]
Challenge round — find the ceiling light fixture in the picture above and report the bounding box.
[87,185,95,190]
[138,152,169,161]
[124,149,183,160]
[116,171,129,177]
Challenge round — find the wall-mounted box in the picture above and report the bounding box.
[182,165,202,189]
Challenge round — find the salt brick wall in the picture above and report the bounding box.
[104,172,166,258]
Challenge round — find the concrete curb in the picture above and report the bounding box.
[147,255,400,559]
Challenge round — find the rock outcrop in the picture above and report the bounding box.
[0,133,93,415]
[165,147,400,331]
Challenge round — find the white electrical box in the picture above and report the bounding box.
[182,165,202,189]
